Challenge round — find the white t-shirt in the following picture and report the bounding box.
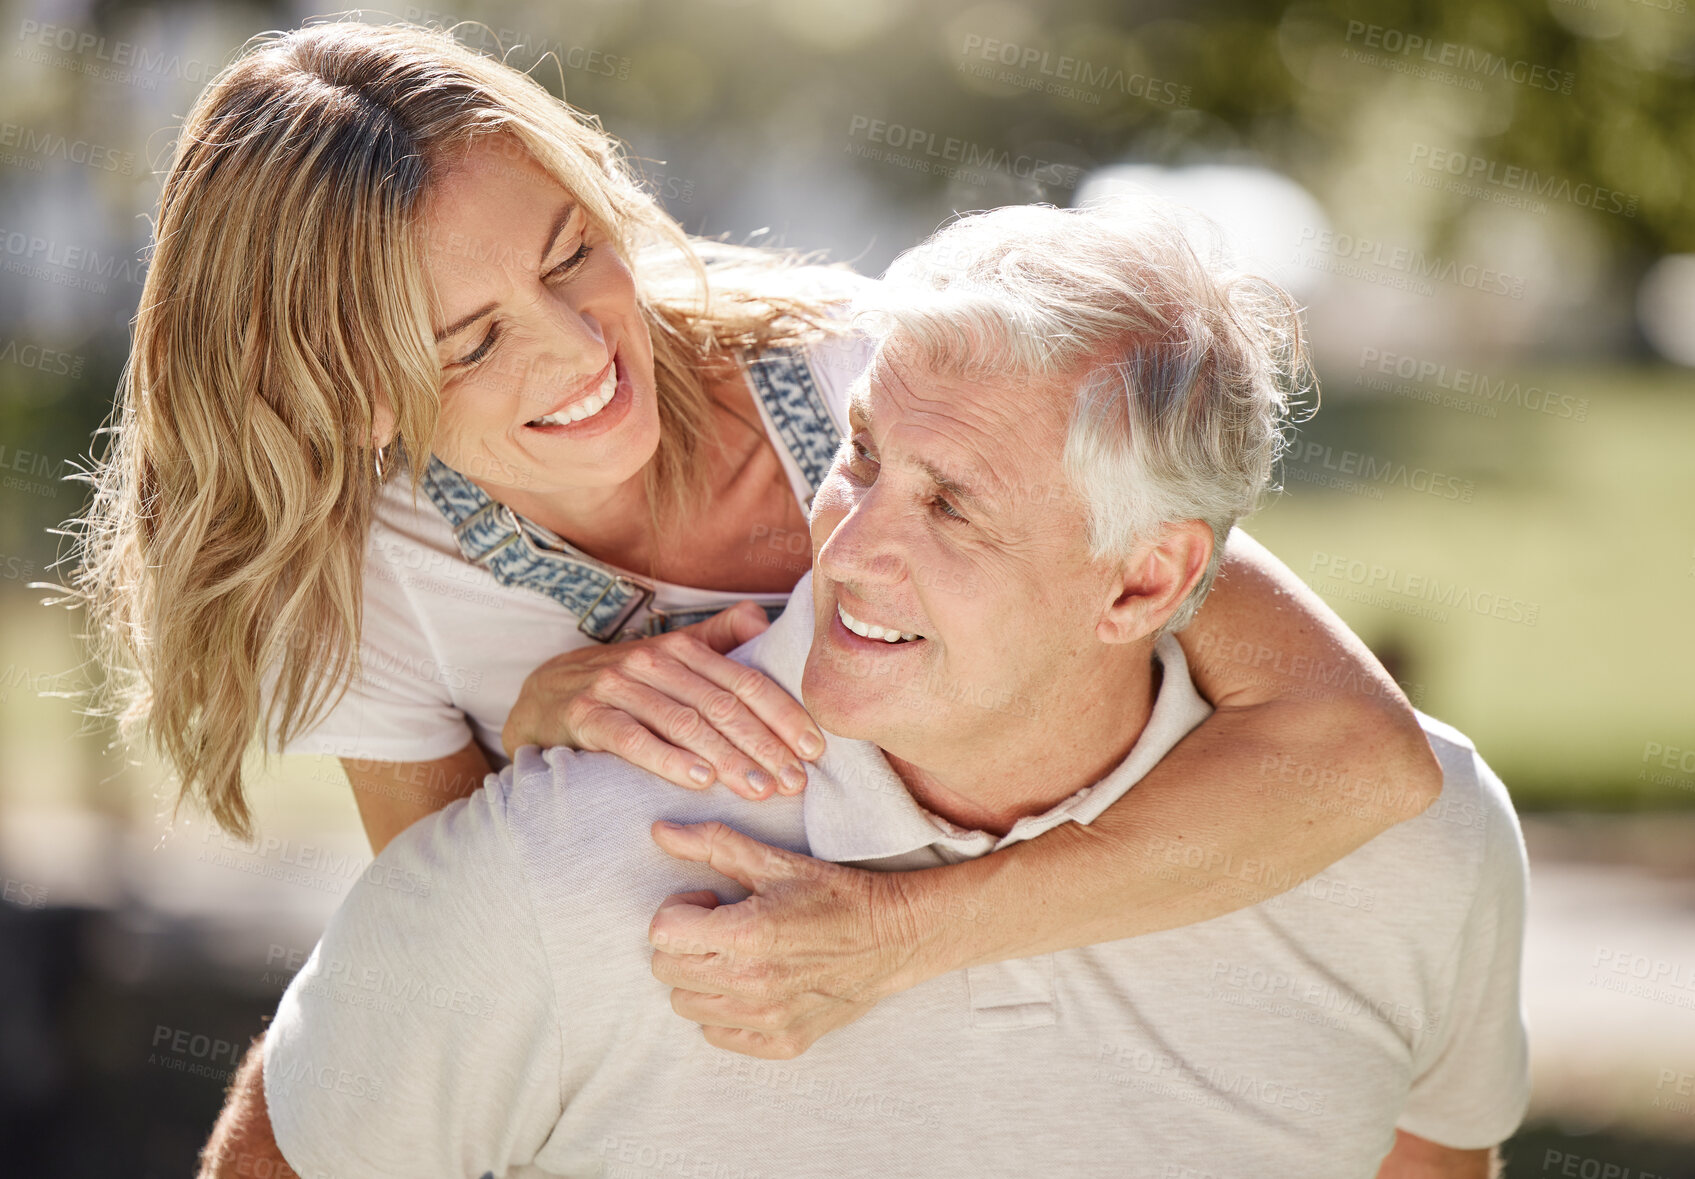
[274,332,874,768]
[263,572,1531,1179]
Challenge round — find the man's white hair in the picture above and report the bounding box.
[855,199,1312,635]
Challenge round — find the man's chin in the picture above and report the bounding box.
[800,658,894,745]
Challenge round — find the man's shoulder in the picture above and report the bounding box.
[1411,711,1522,857]
[1322,711,1525,928]
[488,747,811,919]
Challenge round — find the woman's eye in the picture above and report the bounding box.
[456,324,500,368]
[548,242,592,280]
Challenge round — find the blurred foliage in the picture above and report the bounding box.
[2,0,1690,535]
[0,0,1689,804]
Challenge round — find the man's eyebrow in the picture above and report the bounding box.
[432,201,579,343]
[848,382,992,510]
[918,458,989,509]
[847,383,874,430]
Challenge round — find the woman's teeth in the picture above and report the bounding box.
[838,603,922,643]
[528,365,617,427]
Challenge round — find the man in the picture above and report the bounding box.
[206,202,1529,1178]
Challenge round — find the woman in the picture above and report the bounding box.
[73,20,1439,1058]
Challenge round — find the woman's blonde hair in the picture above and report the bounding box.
[70,19,852,839]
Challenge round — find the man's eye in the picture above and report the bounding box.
[931,495,967,523]
[844,437,879,474]
[547,243,592,280]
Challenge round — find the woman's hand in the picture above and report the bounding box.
[646,820,934,1059]
[501,601,827,801]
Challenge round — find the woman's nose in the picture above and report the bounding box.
[528,298,608,385]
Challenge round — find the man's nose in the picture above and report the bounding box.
[815,490,909,588]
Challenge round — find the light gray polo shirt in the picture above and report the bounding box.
[264,571,1530,1179]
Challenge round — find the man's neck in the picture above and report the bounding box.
[882,649,1161,839]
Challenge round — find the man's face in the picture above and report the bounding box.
[801,345,1120,760]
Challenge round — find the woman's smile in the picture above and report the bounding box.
[519,347,637,439]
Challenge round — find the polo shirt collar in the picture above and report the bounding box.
[735,572,1214,865]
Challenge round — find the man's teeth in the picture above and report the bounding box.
[837,603,922,643]
[528,365,617,427]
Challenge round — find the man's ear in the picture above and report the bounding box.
[1096,520,1214,645]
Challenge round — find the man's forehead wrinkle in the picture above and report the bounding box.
[864,349,1037,508]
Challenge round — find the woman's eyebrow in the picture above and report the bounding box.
[537,200,579,266]
[435,301,496,344]
[433,201,580,343]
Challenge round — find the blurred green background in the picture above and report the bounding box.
[0,0,1691,1173]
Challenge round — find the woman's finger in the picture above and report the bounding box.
[681,600,773,654]
[582,676,779,800]
[570,703,729,794]
[616,645,808,794]
[663,625,827,765]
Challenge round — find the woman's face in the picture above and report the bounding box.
[419,136,660,497]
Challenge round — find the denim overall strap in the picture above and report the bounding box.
[418,456,658,641]
[417,344,836,642]
[742,341,843,505]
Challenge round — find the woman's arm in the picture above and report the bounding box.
[904,528,1441,964]
[647,530,1444,1058]
[343,741,492,855]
